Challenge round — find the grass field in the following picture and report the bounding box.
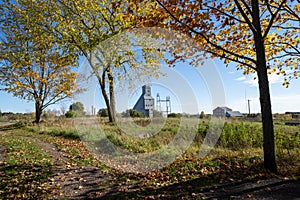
[0,117,299,199]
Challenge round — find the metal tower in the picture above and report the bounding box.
[156,93,171,117]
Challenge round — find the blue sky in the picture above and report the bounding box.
[1,57,300,115]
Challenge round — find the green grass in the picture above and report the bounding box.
[0,135,53,199]
[1,124,103,168]
[0,117,299,198]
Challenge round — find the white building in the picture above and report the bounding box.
[213,106,243,118]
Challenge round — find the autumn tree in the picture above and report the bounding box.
[148,0,300,173]
[70,102,84,113]
[66,101,85,117]
[14,0,165,123]
[0,1,78,123]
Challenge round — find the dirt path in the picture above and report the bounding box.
[0,131,116,199]
[0,122,15,127]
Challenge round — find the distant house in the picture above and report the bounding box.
[213,107,243,118]
[213,107,232,118]
[285,112,300,119]
[133,85,155,118]
[226,111,243,117]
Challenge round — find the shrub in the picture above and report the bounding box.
[199,111,205,119]
[70,102,84,112]
[122,109,143,118]
[168,113,182,118]
[98,108,108,117]
[65,110,76,118]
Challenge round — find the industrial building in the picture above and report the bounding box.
[133,85,155,118]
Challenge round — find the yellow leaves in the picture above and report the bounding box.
[294,71,298,77]
[215,35,221,41]
[115,13,124,22]
[283,79,290,88]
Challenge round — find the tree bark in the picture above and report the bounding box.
[35,102,42,123]
[252,0,277,173]
[98,77,114,122]
[107,68,116,123]
[257,65,277,173]
[97,67,116,123]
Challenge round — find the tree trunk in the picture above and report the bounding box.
[98,78,114,122]
[252,0,277,173]
[87,54,117,123]
[107,69,116,123]
[35,102,42,123]
[97,68,116,123]
[257,67,277,173]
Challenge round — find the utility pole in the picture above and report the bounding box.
[91,105,96,115]
[248,99,251,116]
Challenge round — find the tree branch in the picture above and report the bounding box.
[155,0,257,65]
[263,0,287,39]
[234,0,257,34]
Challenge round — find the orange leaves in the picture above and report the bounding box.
[153,0,300,85]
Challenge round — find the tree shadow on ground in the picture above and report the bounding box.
[97,176,300,200]
[71,159,299,200]
[0,123,24,131]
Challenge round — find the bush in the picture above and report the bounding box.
[122,109,143,118]
[129,109,143,118]
[200,111,205,119]
[70,102,84,112]
[98,108,108,117]
[168,113,182,118]
[65,110,76,118]
[66,102,85,117]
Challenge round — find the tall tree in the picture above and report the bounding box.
[0,0,78,123]
[149,0,300,173]
[16,0,164,122]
